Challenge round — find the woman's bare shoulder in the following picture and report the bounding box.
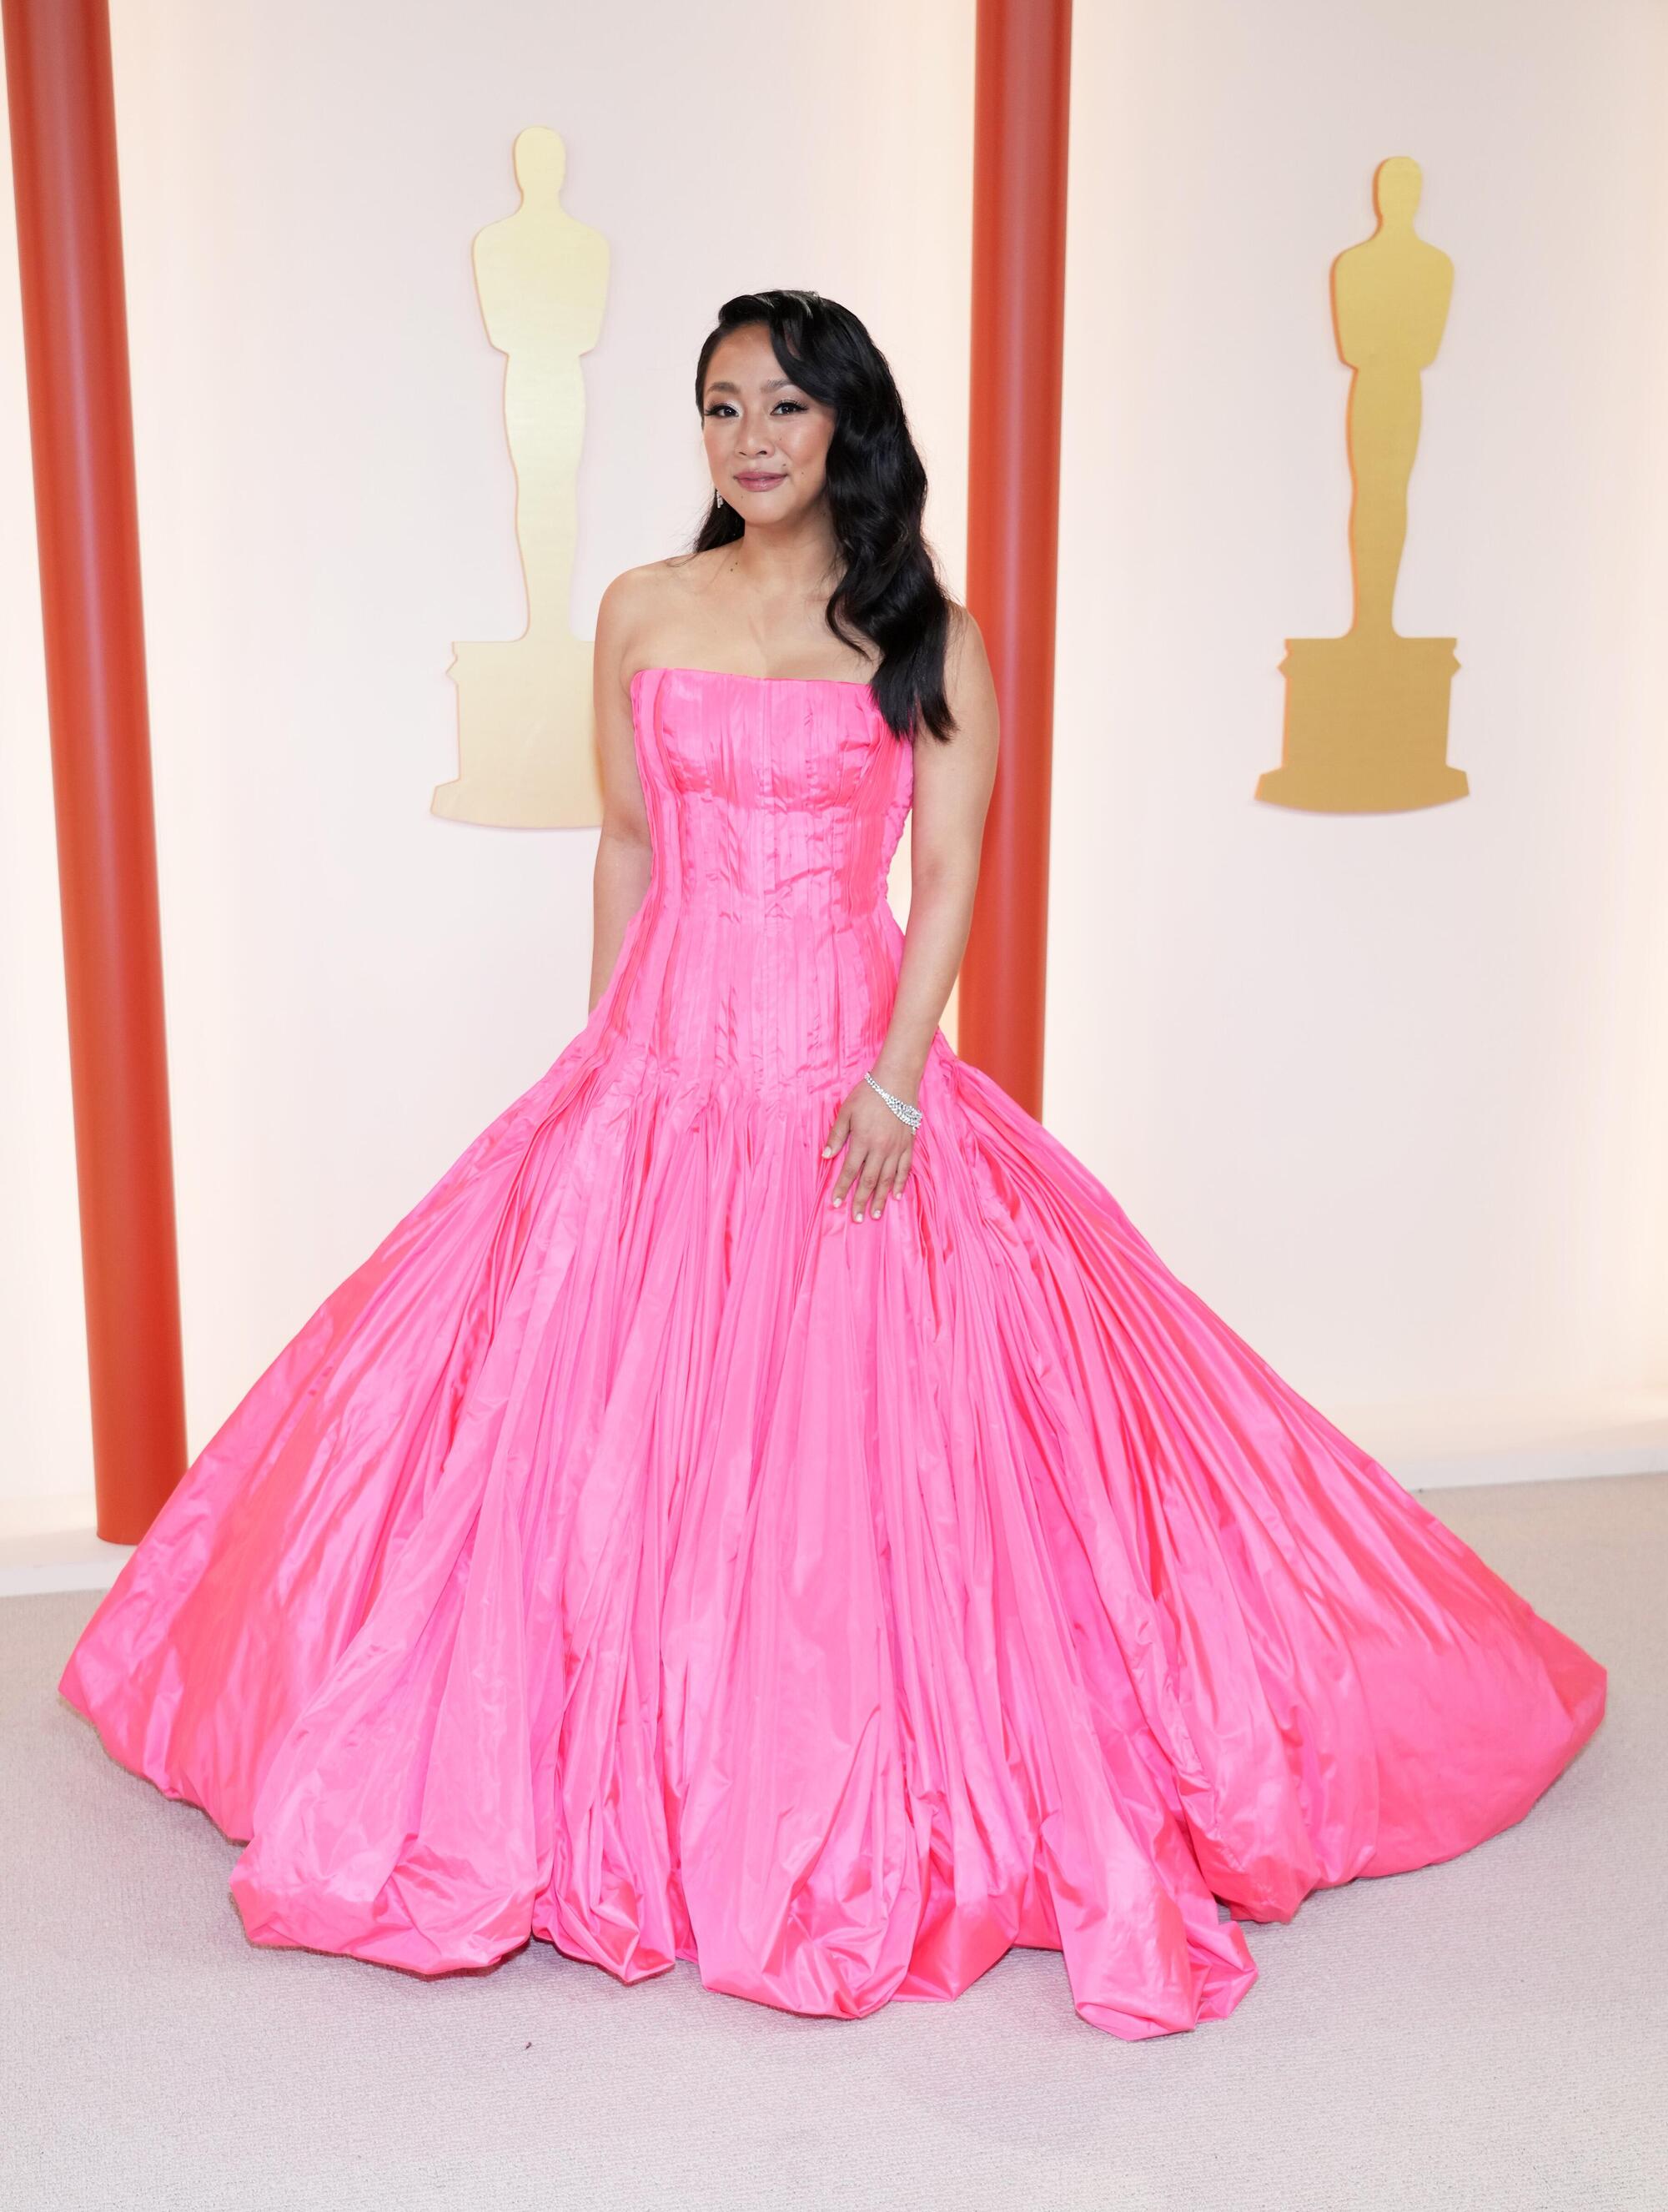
[599,550,723,621]
[942,598,984,659]
[942,601,992,700]
[595,554,724,675]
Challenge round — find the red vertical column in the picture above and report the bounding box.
[960,0,1073,1117]
[3,0,186,1541]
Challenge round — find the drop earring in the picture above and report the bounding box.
[715,492,726,507]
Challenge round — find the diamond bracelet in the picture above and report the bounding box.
[864,1070,923,1131]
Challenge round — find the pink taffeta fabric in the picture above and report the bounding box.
[60,666,1605,2039]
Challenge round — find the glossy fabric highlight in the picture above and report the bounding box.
[59,666,1605,2039]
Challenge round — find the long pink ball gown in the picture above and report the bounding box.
[60,664,1605,2039]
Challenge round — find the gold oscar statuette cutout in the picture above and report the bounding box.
[432,126,609,827]
[1256,157,1469,813]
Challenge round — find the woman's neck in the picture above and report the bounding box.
[724,507,842,600]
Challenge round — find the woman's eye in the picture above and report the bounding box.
[704,403,736,418]
[773,400,806,414]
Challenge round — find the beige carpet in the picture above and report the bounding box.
[3,1473,1662,2212]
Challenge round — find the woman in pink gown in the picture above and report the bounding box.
[59,289,1605,2040]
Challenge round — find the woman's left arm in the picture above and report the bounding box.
[822,609,1000,1219]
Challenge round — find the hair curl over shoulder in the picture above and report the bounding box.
[692,289,956,742]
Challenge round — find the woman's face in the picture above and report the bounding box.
[701,323,837,529]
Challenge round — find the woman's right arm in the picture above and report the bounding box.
[587,571,656,1013]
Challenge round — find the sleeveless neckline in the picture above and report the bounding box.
[631,664,876,693]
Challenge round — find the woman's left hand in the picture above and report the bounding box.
[822,1076,917,1220]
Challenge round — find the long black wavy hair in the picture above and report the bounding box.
[691,289,956,743]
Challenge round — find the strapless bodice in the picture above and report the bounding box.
[590,666,917,1093]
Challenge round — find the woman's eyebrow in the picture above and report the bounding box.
[704,377,796,396]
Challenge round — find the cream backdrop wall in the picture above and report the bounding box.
[4,0,1667,1531]
[0,0,973,1521]
[1049,0,1668,1478]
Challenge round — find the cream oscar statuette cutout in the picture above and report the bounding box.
[432,127,609,828]
[1257,157,1468,814]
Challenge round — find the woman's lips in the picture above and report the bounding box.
[735,473,786,491]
